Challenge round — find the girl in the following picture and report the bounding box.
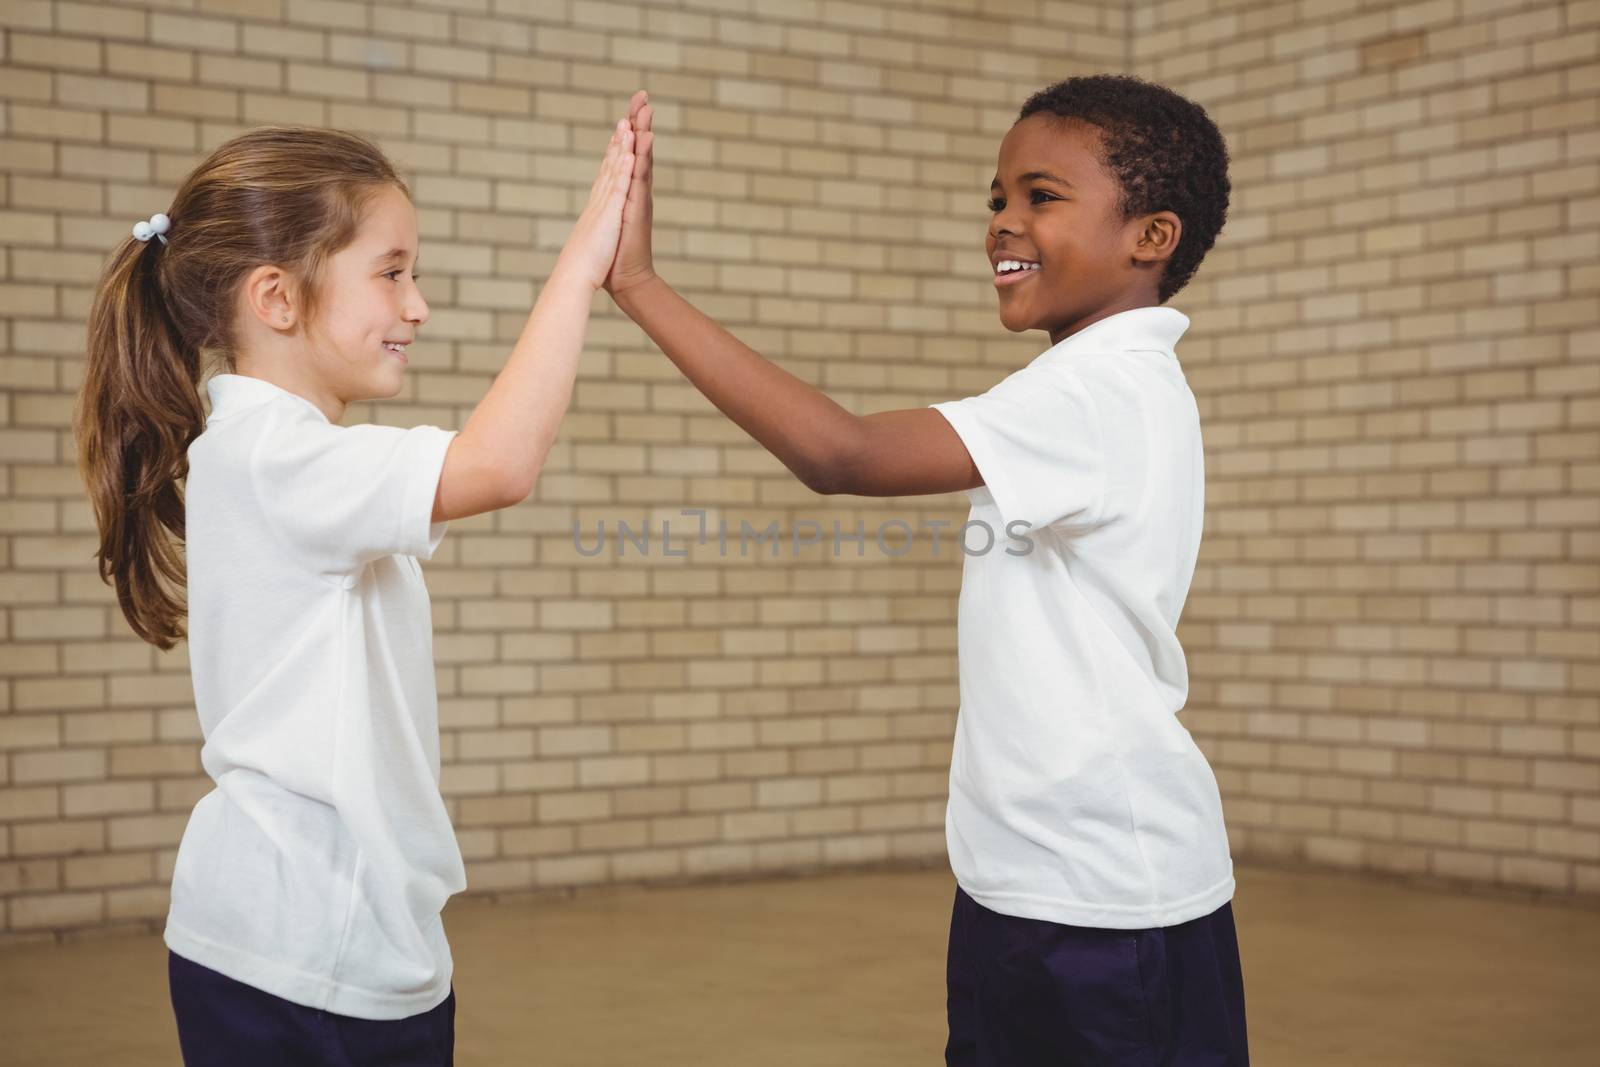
[75,113,635,1065]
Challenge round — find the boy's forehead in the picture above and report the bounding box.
[993,115,1101,184]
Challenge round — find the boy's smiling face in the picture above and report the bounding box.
[987,114,1180,345]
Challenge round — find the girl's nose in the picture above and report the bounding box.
[407,291,429,326]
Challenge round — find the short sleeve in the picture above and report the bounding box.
[930,363,1106,533]
[252,418,458,577]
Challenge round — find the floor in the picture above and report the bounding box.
[0,864,1596,1065]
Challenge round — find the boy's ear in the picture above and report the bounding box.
[1133,212,1182,265]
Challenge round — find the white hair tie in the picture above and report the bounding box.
[132,213,171,246]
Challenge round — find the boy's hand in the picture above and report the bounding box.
[555,117,634,292]
[603,90,656,298]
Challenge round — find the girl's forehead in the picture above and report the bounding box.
[358,184,414,224]
[354,189,418,253]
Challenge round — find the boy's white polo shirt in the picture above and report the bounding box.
[165,373,466,1019]
[929,306,1235,930]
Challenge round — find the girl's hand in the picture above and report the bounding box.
[556,118,635,291]
[603,90,656,298]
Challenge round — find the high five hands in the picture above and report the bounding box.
[559,114,634,292]
[604,90,656,298]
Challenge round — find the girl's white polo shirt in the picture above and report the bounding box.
[929,306,1236,930]
[166,373,466,1019]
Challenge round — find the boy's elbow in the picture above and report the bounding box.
[794,449,854,496]
[794,417,871,496]
[802,469,845,496]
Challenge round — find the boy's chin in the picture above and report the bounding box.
[996,303,1039,334]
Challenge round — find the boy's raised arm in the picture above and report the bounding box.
[605,92,983,499]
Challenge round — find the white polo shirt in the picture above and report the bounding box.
[166,373,466,1019]
[929,306,1235,930]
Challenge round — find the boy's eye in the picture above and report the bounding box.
[986,190,1059,212]
[384,270,421,282]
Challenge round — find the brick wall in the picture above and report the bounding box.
[1,0,1595,942]
[1133,0,1599,900]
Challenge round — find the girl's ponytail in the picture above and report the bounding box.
[76,221,206,651]
[73,126,409,650]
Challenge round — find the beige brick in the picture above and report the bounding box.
[196,52,280,91]
[286,0,366,31]
[56,3,145,40]
[105,885,169,921]
[107,114,196,150]
[63,852,152,889]
[13,819,103,856]
[287,62,367,101]
[155,86,239,125]
[10,891,103,930]
[11,33,101,71]
[150,12,239,53]
[241,23,325,60]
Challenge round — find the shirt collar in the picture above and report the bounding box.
[1032,306,1190,366]
[205,373,330,425]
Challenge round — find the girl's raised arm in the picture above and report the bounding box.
[431,117,635,524]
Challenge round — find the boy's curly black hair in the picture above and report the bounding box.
[1018,74,1230,304]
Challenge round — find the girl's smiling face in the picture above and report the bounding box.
[986,114,1181,345]
[304,183,429,400]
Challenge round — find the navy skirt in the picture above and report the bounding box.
[946,887,1249,1066]
[168,950,455,1067]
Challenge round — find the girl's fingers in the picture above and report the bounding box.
[589,120,632,199]
[609,135,633,185]
[597,135,633,206]
[614,154,635,198]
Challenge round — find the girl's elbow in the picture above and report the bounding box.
[499,470,535,508]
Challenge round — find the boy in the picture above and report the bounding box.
[606,75,1246,1065]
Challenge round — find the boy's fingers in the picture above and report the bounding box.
[632,130,651,182]
[627,89,648,122]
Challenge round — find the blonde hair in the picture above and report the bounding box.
[75,126,409,649]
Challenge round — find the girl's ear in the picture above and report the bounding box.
[243,263,299,330]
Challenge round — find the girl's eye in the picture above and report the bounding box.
[986,198,1004,212]
[384,270,422,282]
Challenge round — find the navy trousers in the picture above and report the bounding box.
[168,950,455,1067]
[945,887,1249,1066]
